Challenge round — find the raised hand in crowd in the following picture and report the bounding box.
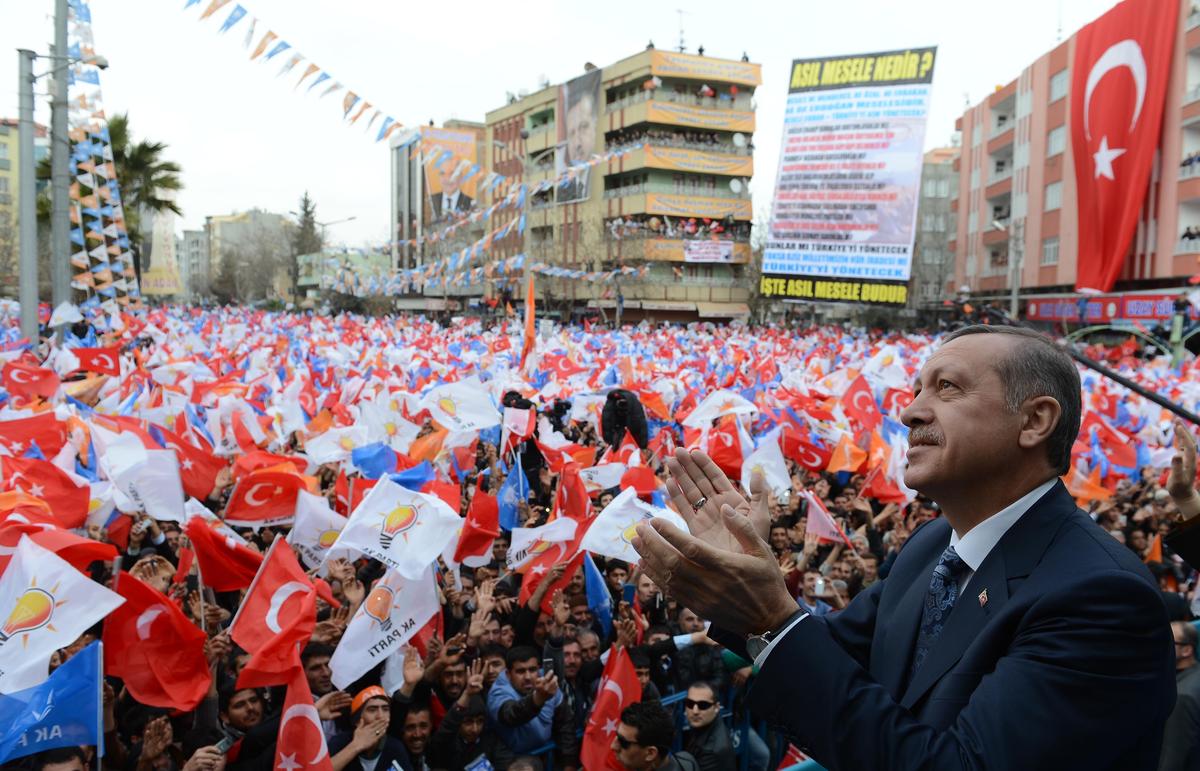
[397,644,426,698]
[182,746,226,771]
[315,690,353,720]
[137,716,174,769]
[1168,418,1200,520]
[456,658,486,708]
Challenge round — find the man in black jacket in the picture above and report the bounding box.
[681,682,734,771]
[428,660,514,771]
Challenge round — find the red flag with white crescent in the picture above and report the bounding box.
[581,646,642,771]
[231,538,317,688]
[274,667,334,771]
[71,346,122,376]
[1071,0,1177,292]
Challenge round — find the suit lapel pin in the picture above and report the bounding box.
[978,588,988,608]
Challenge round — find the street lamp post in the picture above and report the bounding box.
[50,0,70,310]
[16,46,108,342]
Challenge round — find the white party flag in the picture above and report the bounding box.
[741,428,791,498]
[329,566,440,690]
[326,478,460,580]
[580,488,689,565]
[288,490,353,570]
[304,425,369,465]
[0,537,124,693]
[507,517,578,571]
[421,378,500,432]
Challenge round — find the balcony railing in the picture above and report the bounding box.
[989,169,1013,184]
[605,137,752,157]
[1181,162,1200,179]
[1189,11,1200,29]
[1187,85,1200,105]
[603,181,751,201]
[1179,237,1200,253]
[989,121,1013,139]
[605,89,754,113]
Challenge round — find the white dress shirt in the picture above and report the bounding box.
[754,478,1059,669]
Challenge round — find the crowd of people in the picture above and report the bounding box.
[603,129,752,157]
[1,305,1199,771]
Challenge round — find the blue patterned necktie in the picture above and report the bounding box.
[910,544,969,680]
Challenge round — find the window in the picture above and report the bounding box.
[0,177,8,194]
[972,124,982,146]
[937,179,951,197]
[1044,181,1062,211]
[0,144,7,160]
[970,168,980,189]
[1041,236,1060,266]
[935,214,946,232]
[1047,126,1066,157]
[968,212,978,234]
[922,214,935,231]
[1049,70,1069,103]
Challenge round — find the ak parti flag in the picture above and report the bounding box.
[103,571,211,711]
[1071,0,1176,292]
[581,646,642,771]
[231,539,317,688]
[826,434,867,475]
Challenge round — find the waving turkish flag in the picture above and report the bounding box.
[275,667,333,771]
[1071,0,1177,292]
[184,516,263,592]
[453,478,499,566]
[581,646,642,771]
[153,423,227,501]
[103,571,211,711]
[841,375,882,432]
[2,361,60,400]
[2,456,89,528]
[224,468,308,528]
[71,346,122,376]
[231,538,316,688]
[0,412,68,457]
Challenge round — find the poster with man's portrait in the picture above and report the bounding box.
[556,68,602,204]
[422,127,480,224]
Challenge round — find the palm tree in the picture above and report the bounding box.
[38,112,183,283]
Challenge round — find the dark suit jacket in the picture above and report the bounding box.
[1167,516,1200,572]
[429,192,473,221]
[1159,665,1200,771]
[744,481,1175,770]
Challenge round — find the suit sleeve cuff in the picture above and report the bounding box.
[752,612,809,669]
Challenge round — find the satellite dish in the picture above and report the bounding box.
[729,178,744,194]
[732,133,747,148]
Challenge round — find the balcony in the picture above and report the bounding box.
[604,181,750,201]
[1182,161,1200,179]
[1188,85,1200,105]
[607,88,754,114]
[1190,11,1200,30]
[604,144,752,177]
[982,227,1010,247]
[608,93,755,134]
[608,235,751,264]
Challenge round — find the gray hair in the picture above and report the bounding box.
[941,325,1081,475]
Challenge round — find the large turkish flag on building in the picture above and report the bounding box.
[1071,0,1178,293]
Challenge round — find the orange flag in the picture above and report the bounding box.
[1144,533,1163,564]
[1064,465,1112,504]
[519,274,536,372]
[826,434,867,474]
[409,427,447,463]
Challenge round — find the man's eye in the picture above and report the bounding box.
[938,379,955,390]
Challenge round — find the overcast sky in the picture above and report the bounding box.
[1,0,1122,246]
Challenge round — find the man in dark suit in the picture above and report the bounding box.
[428,163,473,222]
[634,325,1175,770]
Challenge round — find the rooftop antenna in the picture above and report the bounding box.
[676,9,687,53]
[1056,0,1063,42]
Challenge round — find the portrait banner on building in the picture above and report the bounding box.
[422,127,479,224]
[557,68,602,204]
[764,47,936,293]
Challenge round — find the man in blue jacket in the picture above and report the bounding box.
[634,325,1176,770]
[485,645,578,770]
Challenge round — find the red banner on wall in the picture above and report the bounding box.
[1071,0,1177,293]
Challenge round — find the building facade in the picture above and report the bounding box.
[951,0,1200,322]
[203,209,290,300]
[178,228,208,298]
[0,119,49,294]
[484,48,760,322]
[912,147,959,310]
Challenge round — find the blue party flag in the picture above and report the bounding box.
[351,442,397,480]
[0,641,103,763]
[584,553,613,638]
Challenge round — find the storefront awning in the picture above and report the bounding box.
[696,302,750,318]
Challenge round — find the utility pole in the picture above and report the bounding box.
[50,0,71,310]
[1008,218,1023,319]
[17,50,38,342]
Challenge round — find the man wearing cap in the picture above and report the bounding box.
[329,687,413,771]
